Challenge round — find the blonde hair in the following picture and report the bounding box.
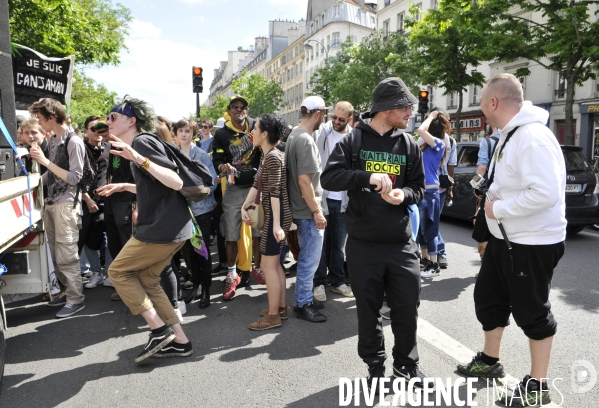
[485,74,523,107]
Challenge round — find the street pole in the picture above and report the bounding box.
[196,92,200,121]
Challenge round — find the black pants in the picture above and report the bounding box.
[160,259,181,307]
[347,236,421,368]
[474,235,565,340]
[104,199,133,260]
[181,211,213,288]
[212,201,227,265]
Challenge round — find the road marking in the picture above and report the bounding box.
[579,230,599,239]
[416,317,562,407]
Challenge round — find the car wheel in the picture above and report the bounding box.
[566,224,586,235]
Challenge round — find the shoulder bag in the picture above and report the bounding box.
[243,165,265,230]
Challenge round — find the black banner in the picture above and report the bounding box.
[12,44,73,110]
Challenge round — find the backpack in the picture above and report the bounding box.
[137,133,213,202]
[59,133,96,208]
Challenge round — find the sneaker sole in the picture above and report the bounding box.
[294,313,327,323]
[47,302,67,307]
[152,349,194,358]
[135,333,176,363]
[56,304,85,318]
[456,365,505,379]
[331,288,353,297]
[421,272,440,278]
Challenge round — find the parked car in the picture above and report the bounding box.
[442,142,599,234]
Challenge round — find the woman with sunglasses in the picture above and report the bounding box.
[198,118,214,153]
[241,114,293,330]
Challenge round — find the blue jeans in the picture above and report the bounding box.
[417,189,441,255]
[294,218,324,307]
[437,190,447,258]
[80,244,102,273]
[314,199,347,288]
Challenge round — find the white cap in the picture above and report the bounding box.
[215,117,225,128]
[300,96,330,113]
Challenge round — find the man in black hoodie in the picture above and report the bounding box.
[321,77,427,390]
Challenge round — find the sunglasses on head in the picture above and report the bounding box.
[229,105,248,111]
[332,115,349,123]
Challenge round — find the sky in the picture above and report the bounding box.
[83,0,309,120]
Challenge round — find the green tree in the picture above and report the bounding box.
[232,72,284,118]
[9,0,131,66]
[402,0,490,137]
[199,96,229,124]
[479,0,599,145]
[310,33,418,112]
[69,70,117,129]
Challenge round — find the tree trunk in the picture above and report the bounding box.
[455,91,463,139]
[565,73,576,146]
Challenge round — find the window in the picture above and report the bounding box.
[327,35,330,49]
[397,12,405,31]
[332,32,340,47]
[333,4,340,17]
[556,73,567,99]
[458,146,480,167]
[415,3,422,21]
[384,0,391,7]
[448,92,457,108]
[383,20,390,37]
[471,85,480,106]
[431,0,439,9]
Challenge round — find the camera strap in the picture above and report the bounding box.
[486,126,519,189]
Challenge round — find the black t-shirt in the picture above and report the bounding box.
[107,151,136,202]
[131,134,192,244]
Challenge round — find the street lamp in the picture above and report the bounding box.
[304,39,329,60]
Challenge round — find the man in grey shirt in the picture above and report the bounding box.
[285,96,329,323]
[29,98,86,318]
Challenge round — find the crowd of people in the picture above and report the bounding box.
[18,72,567,406]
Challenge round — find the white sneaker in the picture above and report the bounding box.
[331,283,354,297]
[174,307,184,323]
[103,277,114,287]
[85,272,104,289]
[177,300,187,315]
[313,285,326,302]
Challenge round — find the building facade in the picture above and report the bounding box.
[377,0,599,159]
[304,0,377,97]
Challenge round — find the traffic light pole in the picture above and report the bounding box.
[196,92,200,121]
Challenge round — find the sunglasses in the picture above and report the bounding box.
[108,113,120,122]
[229,105,248,111]
[201,125,212,129]
[332,115,350,123]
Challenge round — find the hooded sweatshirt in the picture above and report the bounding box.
[314,120,351,214]
[487,101,566,245]
[321,113,425,242]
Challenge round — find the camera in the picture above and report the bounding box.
[470,173,486,190]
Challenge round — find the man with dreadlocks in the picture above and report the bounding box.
[99,96,193,362]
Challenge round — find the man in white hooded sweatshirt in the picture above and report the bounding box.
[457,73,566,407]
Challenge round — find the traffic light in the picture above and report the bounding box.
[418,90,429,114]
[193,66,203,93]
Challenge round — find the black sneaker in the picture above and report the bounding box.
[457,352,505,378]
[421,262,440,278]
[311,299,325,310]
[438,256,448,269]
[393,364,430,389]
[152,341,193,358]
[499,375,551,406]
[211,265,227,276]
[239,271,250,286]
[419,258,432,272]
[294,304,327,322]
[366,365,386,395]
[47,294,67,307]
[134,326,176,363]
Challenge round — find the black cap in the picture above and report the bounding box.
[370,77,418,114]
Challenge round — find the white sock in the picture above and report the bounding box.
[227,266,237,278]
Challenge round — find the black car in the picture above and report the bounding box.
[442,142,599,234]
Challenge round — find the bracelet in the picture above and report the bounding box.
[138,157,151,170]
[312,208,320,215]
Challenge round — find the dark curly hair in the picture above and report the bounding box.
[258,114,287,145]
